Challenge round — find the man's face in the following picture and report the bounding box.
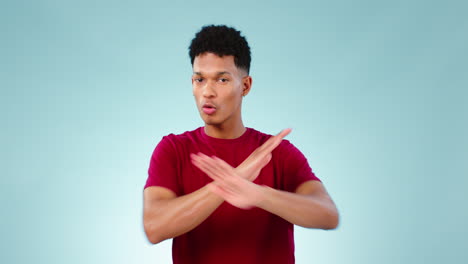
[192,52,250,127]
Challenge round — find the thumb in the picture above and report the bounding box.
[258,153,272,168]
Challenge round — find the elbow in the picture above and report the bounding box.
[301,207,339,230]
[144,222,166,244]
[322,208,340,230]
[146,233,164,245]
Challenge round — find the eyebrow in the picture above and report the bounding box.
[193,71,232,76]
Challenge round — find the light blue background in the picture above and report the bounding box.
[1,0,467,263]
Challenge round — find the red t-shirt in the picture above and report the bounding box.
[145,127,320,264]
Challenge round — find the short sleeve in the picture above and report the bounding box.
[279,140,321,193]
[144,135,181,195]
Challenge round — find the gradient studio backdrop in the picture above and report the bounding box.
[1,0,467,263]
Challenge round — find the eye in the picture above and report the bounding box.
[218,78,229,83]
[193,77,204,83]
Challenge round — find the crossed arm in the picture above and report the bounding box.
[143,129,339,244]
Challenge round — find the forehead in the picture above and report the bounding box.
[193,52,238,75]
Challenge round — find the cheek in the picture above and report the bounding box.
[226,90,243,108]
[192,88,200,100]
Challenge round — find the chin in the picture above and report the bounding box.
[203,119,221,126]
[202,116,224,126]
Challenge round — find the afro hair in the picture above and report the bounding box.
[189,25,251,74]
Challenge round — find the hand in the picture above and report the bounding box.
[190,128,292,209]
[236,128,291,181]
[191,154,264,209]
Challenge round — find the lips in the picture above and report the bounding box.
[202,103,217,115]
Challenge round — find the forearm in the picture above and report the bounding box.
[144,183,223,244]
[257,186,339,229]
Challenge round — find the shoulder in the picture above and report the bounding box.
[152,127,203,155]
[159,127,203,146]
[246,127,274,144]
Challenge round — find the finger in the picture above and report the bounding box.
[195,161,234,193]
[191,154,226,182]
[261,153,272,166]
[253,128,290,157]
[197,154,232,176]
[208,182,234,199]
[211,157,249,187]
[208,158,244,192]
[200,155,233,180]
[209,175,239,194]
[204,159,248,194]
[246,128,291,159]
[195,153,224,170]
[209,183,244,209]
[273,128,292,140]
[212,157,238,174]
[194,154,247,194]
[262,128,292,153]
[243,128,291,169]
[193,155,239,193]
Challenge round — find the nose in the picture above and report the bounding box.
[202,80,216,98]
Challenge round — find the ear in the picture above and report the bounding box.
[242,76,252,97]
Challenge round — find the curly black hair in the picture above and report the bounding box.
[189,25,251,74]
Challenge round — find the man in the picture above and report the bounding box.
[143,25,339,264]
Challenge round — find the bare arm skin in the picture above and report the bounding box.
[143,129,291,244]
[194,152,339,230]
[258,180,339,229]
[143,185,223,244]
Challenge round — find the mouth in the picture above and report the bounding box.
[202,103,217,115]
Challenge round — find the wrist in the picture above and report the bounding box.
[204,182,225,202]
[255,184,273,208]
[234,166,256,182]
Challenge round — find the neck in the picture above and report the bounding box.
[204,120,246,139]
